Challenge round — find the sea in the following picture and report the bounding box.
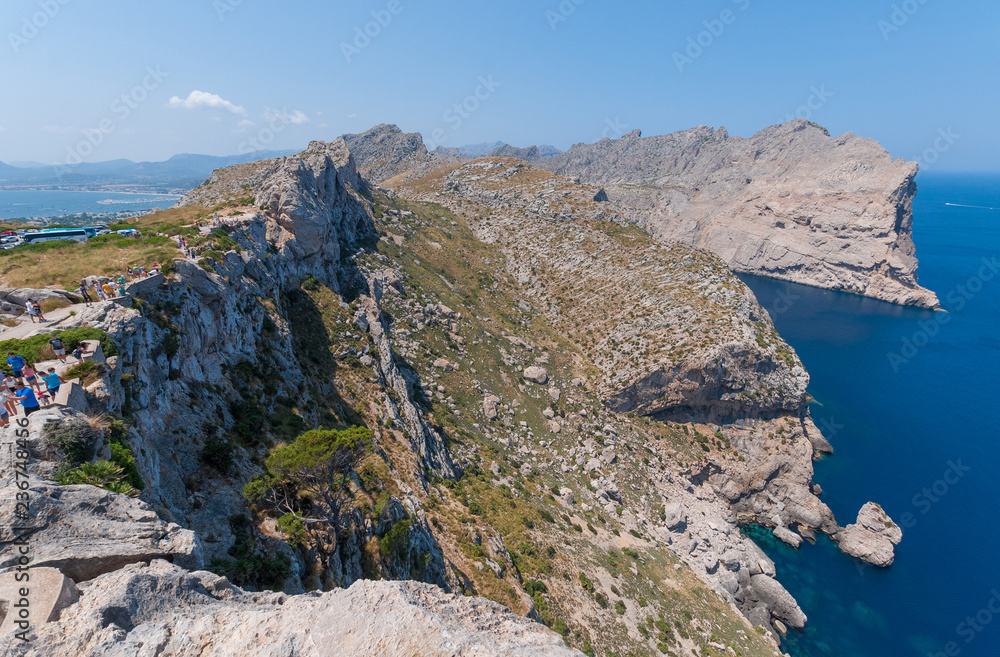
[739,172,1000,657]
[0,190,180,222]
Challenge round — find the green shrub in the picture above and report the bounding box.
[207,515,290,591]
[0,328,118,365]
[202,434,235,473]
[54,460,136,496]
[578,572,594,592]
[43,419,97,465]
[615,600,626,615]
[379,520,412,565]
[524,580,548,595]
[538,509,554,523]
[595,592,608,609]
[276,513,308,545]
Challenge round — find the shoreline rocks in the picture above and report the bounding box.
[835,502,903,567]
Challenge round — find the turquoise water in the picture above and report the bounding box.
[0,190,180,220]
[739,172,1000,657]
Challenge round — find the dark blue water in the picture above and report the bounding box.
[0,190,180,220]
[739,172,1000,657]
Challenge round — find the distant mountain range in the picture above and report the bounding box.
[444,142,562,159]
[0,151,297,193]
[0,140,559,194]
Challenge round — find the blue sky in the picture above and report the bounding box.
[1,0,997,170]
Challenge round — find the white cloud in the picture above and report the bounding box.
[263,108,310,125]
[43,125,76,135]
[232,119,256,134]
[167,90,246,115]
[347,113,358,119]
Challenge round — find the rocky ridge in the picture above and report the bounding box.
[516,120,940,309]
[0,135,901,656]
[347,121,939,308]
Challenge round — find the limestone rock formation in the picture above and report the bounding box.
[0,475,203,582]
[836,502,903,567]
[341,123,433,183]
[1,560,581,657]
[506,120,940,309]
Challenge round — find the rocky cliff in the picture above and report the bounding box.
[0,134,900,657]
[352,121,939,308]
[518,120,940,309]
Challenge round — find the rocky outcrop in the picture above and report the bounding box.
[835,502,903,567]
[1,560,581,657]
[342,123,432,184]
[0,475,203,582]
[506,120,940,309]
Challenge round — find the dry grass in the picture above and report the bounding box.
[112,205,209,237]
[0,235,179,289]
[39,298,72,313]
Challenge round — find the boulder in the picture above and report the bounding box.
[836,502,902,567]
[0,567,79,636]
[663,502,686,531]
[0,480,203,582]
[482,395,500,420]
[773,526,803,549]
[748,574,807,629]
[433,358,455,372]
[522,366,548,385]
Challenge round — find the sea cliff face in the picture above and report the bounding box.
[525,120,940,309]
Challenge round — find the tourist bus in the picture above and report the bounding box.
[21,228,91,245]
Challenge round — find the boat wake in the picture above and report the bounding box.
[946,202,1000,211]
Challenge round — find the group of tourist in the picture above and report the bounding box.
[75,265,161,307]
[0,339,75,422]
[175,236,202,260]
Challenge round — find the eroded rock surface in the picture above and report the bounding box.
[0,560,581,657]
[495,121,940,309]
[836,502,903,567]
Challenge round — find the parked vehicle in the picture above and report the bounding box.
[22,228,90,244]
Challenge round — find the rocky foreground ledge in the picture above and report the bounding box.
[0,560,580,657]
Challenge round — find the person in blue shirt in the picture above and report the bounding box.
[6,352,25,380]
[6,381,40,416]
[42,368,64,395]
